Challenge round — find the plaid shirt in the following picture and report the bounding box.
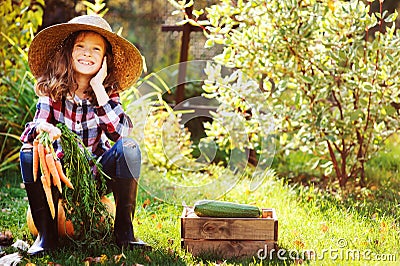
[20,93,133,158]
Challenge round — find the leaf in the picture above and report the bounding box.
[188,19,200,27]
[142,198,151,208]
[310,158,320,170]
[383,104,396,116]
[300,75,313,84]
[168,0,184,10]
[321,161,333,168]
[324,165,333,176]
[156,222,163,229]
[183,0,194,8]
[171,10,181,16]
[321,223,329,233]
[294,239,305,249]
[205,39,215,48]
[362,82,375,92]
[384,12,397,23]
[350,110,363,121]
[387,53,394,62]
[197,20,211,26]
[192,9,204,18]
[113,253,125,263]
[176,19,188,26]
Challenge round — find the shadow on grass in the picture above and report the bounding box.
[294,168,400,222]
[274,144,400,221]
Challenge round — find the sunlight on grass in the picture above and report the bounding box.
[133,164,400,265]
[0,155,399,265]
[224,180,398,265]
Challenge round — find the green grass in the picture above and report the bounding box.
[1,154,399,265]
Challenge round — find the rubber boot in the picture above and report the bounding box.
[25,182,59,255]
[112,177,151,250]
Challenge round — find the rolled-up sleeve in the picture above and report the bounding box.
[20,96,53,144]
[94,94,133,141]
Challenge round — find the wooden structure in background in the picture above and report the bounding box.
[161,3,203,104]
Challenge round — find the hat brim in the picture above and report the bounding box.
[28,22,143,90]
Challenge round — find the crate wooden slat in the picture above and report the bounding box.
[181,206,278,258]
[183,240,276,258]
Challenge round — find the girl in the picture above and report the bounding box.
[20,15,148,255]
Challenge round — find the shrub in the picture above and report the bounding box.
[0,0,43,173]
[170,0,400,188]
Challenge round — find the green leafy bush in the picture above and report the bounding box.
[0,0,44,173]
[170,0,400,188]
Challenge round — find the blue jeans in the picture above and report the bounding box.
[99,138,141,180]
[20,138,141,184]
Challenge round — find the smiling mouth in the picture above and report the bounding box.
[78,59,94,66]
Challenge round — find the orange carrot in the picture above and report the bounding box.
[46,153,62,194]
[33,139,39,182]
[55,159,74,190]
[41,176,55,219]
[38,143,51,187]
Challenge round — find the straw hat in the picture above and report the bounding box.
[28,15,143,90]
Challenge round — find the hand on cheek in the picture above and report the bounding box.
[90,57,110,106]
[90,57,107,92]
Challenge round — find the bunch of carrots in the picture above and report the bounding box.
[33,131,74,219]
[56,123,113,246]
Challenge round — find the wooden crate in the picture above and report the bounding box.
[181,207,278,258]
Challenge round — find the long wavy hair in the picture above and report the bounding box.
[35,30,119,105]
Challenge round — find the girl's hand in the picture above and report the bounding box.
[36,122,61,141]
[90,57,107,92]
[90,57,110,106]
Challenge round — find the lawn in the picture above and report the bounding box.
[0,147,399,265]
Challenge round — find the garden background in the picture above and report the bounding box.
[0,0,400,265]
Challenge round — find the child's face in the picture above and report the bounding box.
[72,31,106,78]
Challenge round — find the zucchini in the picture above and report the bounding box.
[193,200,261,218]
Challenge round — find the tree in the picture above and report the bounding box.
[170,0,400,189]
